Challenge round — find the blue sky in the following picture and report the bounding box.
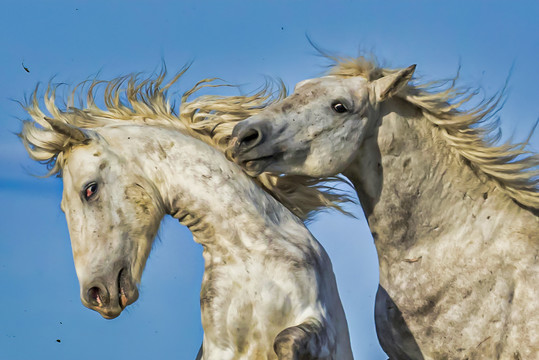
[1,1,538,359]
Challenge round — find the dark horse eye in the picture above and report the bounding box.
[84,182,98,200]
[331,102,348,113]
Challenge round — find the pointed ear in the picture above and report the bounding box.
[43,117,89,143]
[293,78,317,92]
[372,64,416,102]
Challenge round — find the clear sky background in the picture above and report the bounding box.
[1,1,538,359]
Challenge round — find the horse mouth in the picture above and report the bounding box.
[118,267,138,310]
[241,154,276,176]
[94,267,138,319]
[118,268,129,309]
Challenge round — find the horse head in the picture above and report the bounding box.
[44,118,164,319]
[229,65,415,177]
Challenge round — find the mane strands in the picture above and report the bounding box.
[19,69,352,220]
[330,56,539,209]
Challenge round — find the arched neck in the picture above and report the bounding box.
[343,98,507,251]
[125,125,300,247]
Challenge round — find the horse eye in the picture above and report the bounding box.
[331,102,348,113]
[84,182,98,200]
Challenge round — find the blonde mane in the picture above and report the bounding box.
[328,56,539,210]
[19,68,350,220]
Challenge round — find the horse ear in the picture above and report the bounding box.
[372,64,416,102]
[293,78,317,92]
[43,117,89,143]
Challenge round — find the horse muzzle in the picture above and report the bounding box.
[81,266,139,319]
[228,118,270,159]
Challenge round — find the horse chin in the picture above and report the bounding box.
[98,308,123,320]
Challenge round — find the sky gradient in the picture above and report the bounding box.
[1,1,538,359]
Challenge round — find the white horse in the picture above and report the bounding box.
[19,73,353,360]
[229,56,539,359]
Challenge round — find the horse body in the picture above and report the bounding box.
[21,88,353,359]
[230,59,539,358]
[105,124,352,359]
[347,101,539,359]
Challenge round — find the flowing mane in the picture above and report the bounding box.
[329,56,539,209]
[19,68,350,220]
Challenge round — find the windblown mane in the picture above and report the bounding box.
[328,56,539,210]
[19,68,350,220]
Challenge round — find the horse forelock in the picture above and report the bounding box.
[328,56,539,209]
[19,67,351,220]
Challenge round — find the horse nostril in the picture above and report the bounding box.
[238,128,262,149]
[87,285,108,307]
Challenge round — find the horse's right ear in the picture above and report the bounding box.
[372,64,416,102]
[43,117,89,143]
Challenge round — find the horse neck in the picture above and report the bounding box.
[343,97,523,266]
[129,126,302,248]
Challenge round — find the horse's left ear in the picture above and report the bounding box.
[372,64,416,102]
[43,117,89,144]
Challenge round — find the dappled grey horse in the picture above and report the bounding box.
[230,57,539,359]
[19,73,353,360]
